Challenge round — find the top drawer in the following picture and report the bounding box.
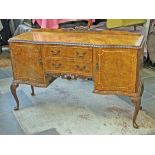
[42,45,67,58]
[42,45,92,61]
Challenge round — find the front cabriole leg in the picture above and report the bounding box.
[10,82,19,110]
[131,97,141,128]
[131,82,144,128]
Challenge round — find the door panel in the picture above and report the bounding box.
[93,48,137,93]
[10,43,45,84]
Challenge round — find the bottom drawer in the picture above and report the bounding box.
[44,58,69,73]
[44,58,92,76]
[70,61,92,76]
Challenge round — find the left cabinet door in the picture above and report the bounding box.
[10,43,45,85]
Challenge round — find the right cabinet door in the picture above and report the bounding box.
[93,48,138,94]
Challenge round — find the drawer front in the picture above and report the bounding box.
[43,46,67,58]
[70,61,92,76]
[44,58,92,76]
[67,47,92,61]
[44,58,69,73]
[42,45,92,61]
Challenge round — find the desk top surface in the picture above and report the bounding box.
[9,29,144,48]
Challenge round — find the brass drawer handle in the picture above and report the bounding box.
[52,63,62,68]
[76,65,86,71]
[76,51,86,58]
[51,50,60,55]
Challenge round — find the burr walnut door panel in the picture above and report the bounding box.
[93,48,138,93]
[10,43,45,84]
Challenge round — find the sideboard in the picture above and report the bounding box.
[9,29,144,128]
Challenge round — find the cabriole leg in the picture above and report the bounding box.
[31,85,35,96]
[10,82,19,110]
[131,82,144,128]
[131,97,141,128]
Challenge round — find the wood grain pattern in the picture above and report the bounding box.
[9,43,54,87]
[93,48,137,93]
[9,29,143,47]
[42,45,93,77]
[9,29,144,128]
[10,43,44,83]
[42,45,92,61]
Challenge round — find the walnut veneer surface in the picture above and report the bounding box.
[9,29,144,128]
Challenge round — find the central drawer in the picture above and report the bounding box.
[42,45,92,61]
[44,58,92,76]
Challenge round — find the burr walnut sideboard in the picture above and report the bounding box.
[9,29,144,128]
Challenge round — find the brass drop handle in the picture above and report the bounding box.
[96,63,99,71]
[76,65,86,71]
[52,63,62,68]
[51,50,60,55]
[76,51,86,58]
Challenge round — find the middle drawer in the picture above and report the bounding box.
[42,45,92,61]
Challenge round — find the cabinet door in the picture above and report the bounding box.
[93,48,138,93]
[10,43,45,84]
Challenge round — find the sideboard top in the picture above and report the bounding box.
[9,29,144,48]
